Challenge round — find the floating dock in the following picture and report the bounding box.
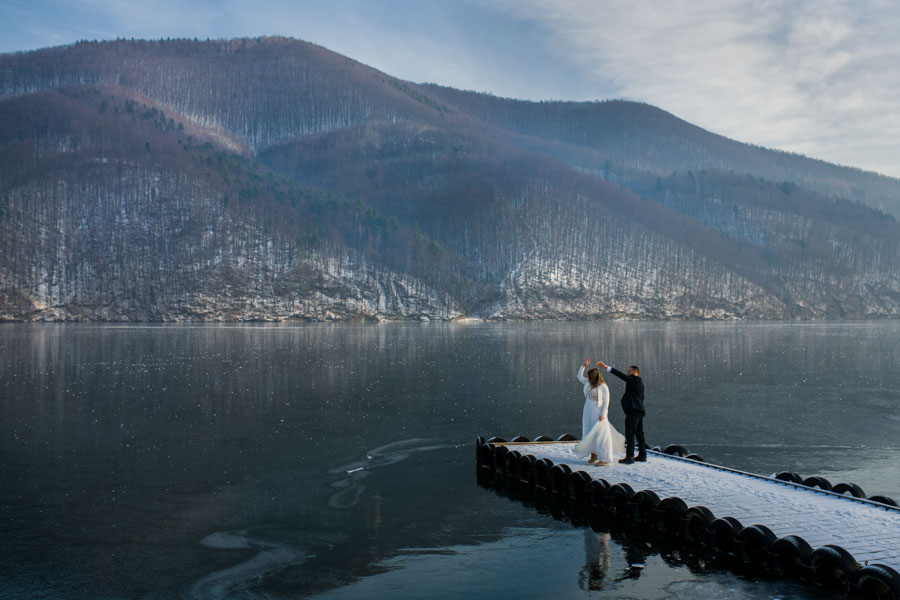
[476,437,900,599]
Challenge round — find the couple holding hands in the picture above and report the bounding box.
[573,358,647,465]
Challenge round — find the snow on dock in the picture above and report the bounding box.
[477,439,900,598]
[533,444,899,565]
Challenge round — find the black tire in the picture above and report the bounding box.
[685,505,715,544]
[685,453,706,462]
[632,489,661,521]
[589,479,610,509]
[532,435,553,442]
[657,497,688,533]
[609,482,635,516]
[650,446,662,452]
[492,445,510,473]
[773,471,803,484]
[504,450,522,478]
[711,516,743,554]
[858,563,900,600]
[831,482,866,498]
[510,435,530,443]
[557,433,577,441]
[663,444,688,457]
[477,443,494,469]
[486,436,507,444]
[566,470,592,502]
[771,535,814,578]
[868,495,900,508]
[801,476,832,491]
[518,454,537,484]
[811,544,860,590]
[736,524,776,566]
[549,463,572,494]
[534,458,554,490]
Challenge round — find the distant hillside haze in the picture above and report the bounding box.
[2,37,899,321]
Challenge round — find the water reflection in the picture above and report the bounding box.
[580,529,611,590]
[614,532,652,584]
[1,322,897,599]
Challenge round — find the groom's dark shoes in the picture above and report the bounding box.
[634,454,647,462]
[619,457,635,464]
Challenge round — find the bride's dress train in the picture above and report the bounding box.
[573,418,625,464]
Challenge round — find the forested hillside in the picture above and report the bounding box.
[1,37,899,321]
[423,85,900,218]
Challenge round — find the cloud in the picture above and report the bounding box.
[476,0,900,176]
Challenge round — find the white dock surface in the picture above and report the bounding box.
[518,443,900,570]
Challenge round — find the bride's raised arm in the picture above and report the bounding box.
[577,358,590,384]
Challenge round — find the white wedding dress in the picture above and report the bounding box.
[576,365,601,438]
[573,366,625,463]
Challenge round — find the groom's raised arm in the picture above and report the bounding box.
[596,360,628,382]
[607,367,629,382]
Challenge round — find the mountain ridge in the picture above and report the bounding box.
[1,37,899,321]
[422,84,900,217]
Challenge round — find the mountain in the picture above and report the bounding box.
[1,37,899,321]
[421,85,900,218]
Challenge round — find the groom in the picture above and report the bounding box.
[596,360,646,464]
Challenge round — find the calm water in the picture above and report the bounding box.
[2,321,899,599]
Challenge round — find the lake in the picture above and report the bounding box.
[2,321,899,599]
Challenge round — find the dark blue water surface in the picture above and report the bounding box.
[2,321,899,599]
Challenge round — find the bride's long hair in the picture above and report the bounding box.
[586,368,604,387]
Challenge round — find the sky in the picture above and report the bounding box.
[3,0,900,178]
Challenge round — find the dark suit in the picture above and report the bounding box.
[609,367,646,459]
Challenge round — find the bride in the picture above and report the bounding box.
[573,359,625,465]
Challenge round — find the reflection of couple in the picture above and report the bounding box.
[573,359,647,465]
[580,529,651,590]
